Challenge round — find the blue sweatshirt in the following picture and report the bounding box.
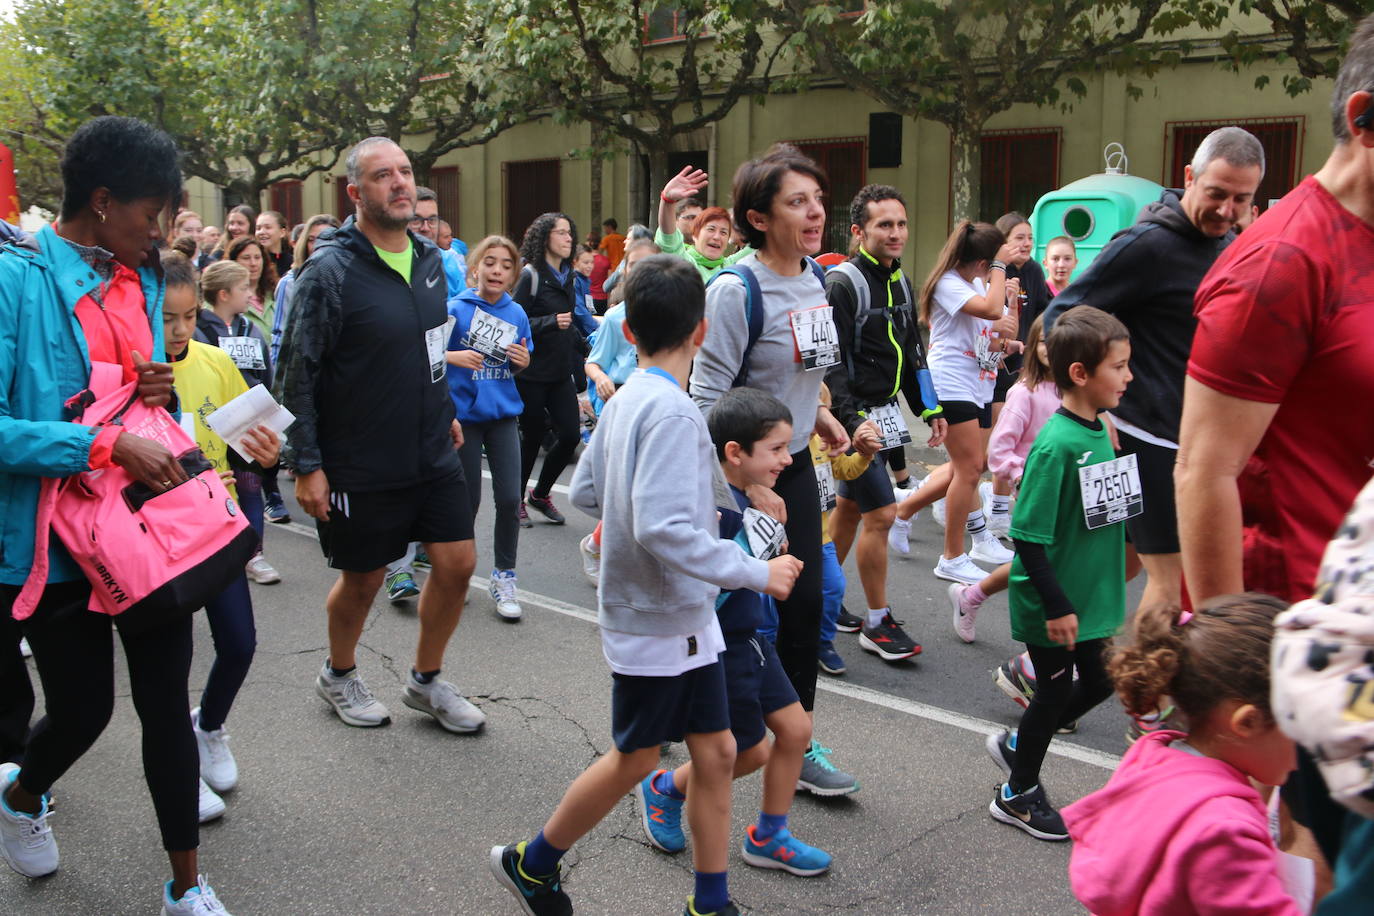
[445,288,534,424]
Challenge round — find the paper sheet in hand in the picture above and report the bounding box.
[204,384,294,462]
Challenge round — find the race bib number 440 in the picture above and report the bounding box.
[789,306,840,370]
[1078,453,1144,530]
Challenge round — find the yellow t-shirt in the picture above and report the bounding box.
[374,242,413,285]
[171,340,249,500]
[810,434,872,545]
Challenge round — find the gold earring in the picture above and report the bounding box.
[97,210,106,223]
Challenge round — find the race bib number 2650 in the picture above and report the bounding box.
[1078,454,1144,531]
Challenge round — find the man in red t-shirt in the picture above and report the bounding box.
[1178,19,1374,605]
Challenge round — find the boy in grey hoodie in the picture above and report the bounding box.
[490,256,803,916]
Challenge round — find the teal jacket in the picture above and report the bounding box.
[0,224,166,586]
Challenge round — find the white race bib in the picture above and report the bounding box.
[974,329,1004,374]
[742,507,786,560]
[867,402,912,450]
[218,336,265,371]
[789,306,840,371]
[1078,453,1144,530]
[464,307,519,361]
[425,320,450,383]
[815,461,836,514]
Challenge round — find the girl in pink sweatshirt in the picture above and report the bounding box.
[1062,595,1305,916]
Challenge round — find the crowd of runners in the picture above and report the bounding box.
[2,15,1374,916]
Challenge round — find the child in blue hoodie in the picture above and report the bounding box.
[445,236,533,621]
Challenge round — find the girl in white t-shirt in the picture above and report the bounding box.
[889,221,1022,585]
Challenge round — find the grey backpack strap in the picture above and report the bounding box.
[521,263,539,298]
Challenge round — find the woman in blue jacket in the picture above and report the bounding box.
[445,236,533,622]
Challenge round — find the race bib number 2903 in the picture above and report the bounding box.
[1078,453,1144,531]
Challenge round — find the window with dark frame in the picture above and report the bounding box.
[1166,117,1303,211]
[269,180,304,228]
[504,158,561,242]
[431,166,460,239]
[791,137,867,257]
[979,129,1061,222]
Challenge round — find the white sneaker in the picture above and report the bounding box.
[197,779,225,824]
[979,480,995,516]
[403,677,486,733]
[887,516,912,556]
[244,556,280,585]
[315,664,391,727]
[578,534,601,584]
[192,708,238,793]
[970,529,1015,565]
[934,553,986,585]
[489,570,522,621]
[986,512,1012,539]
[18,637,31,659]
[950,583,977,643]
[0,763,58,877]
[931,497,947,529]
[162,875,232,915]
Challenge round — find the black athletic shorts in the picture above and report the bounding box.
[836,458,897,514]
[940,399,992,429]
[611,659,730,753]
[317,467,474,572]
[721,632,799,752]
[993,366,1018,404]
[1115,430,1179,555]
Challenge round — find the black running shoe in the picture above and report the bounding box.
[684,897,741,916]
[489,842,572,916]
[835,606,863,633]
[526,490,566,524]
[989,782,1068,841]
[985,729,1016,777]
[858,613,921,660]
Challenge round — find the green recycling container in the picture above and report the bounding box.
[1030,155,1163,282]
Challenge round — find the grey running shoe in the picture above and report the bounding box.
[795,739,859,796]
[315,664,391,727]
[403,678,486,733]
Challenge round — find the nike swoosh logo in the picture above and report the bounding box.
[1077,451,1092,465]
[425,272,440,288]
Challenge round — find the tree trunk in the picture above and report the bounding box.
[589,124,604,226]
[645,146,670,227]
[947,119,982,225]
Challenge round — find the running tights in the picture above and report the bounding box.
[516,376,581,499]
[772,450,824,711]
[197,573,257,733]
[1011,638,1113,793]
[458,417,523,571]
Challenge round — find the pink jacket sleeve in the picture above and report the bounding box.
[1182,817,1304,916]
[988,385,1031,481]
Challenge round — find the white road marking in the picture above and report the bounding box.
[481,469,569,496]
[272,522,1122,771]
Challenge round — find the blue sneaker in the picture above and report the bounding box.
[412,546,432,571]
[635,770,685,853]
[385,570,420,603]
[741,824,832,876]
[816,640,846,676]
[489,841,572,916]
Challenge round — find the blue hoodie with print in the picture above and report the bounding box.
[446,287,533,424]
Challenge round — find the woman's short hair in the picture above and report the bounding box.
[60,116,181,221]
[730,144,828,251]
[691,206,732,239]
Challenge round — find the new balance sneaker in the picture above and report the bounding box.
[18,637,30,659]
[994,654,1037,709]
[0,762,57,877]
[834,606,863,634]
[684,898,740,916]
[578,534,600,585]
[635,771,686,853]
[949,583,978,643]
[989,782,1068,841]
[741,825,832,877]
[985,729,1016,777]
[518,501,532,529]
[526,490,565,525]
[198,779,225,823]
[489,841,573,916]
[192,708,237,793]
[315,664,391,727]
[969,528,1014,565]
[412,546,432,571]
[796,740,859,796]
[489,570,523,621]
[816,640,847,675]
[931,497,947,529]
[858,613,921,661]
[244,555,280,585]
[264,491,291,524]
[933,553,985,585]
[986,511,1012,539]
[161,876,232,915]
[403,678,486,733]
[385,570,420,603]
[887,516,912,555]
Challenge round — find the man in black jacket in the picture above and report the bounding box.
[826,186,947,665]
[278,137,485,735]
[1042,127,1263,609]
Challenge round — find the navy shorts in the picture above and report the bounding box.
[836,458,897,514]
[611,660,730,753]
[722,633,800,752]
[317,467,474,572]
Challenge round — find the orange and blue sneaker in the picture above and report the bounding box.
[635,770,686,853]
[740,824,832,876]
[684,896,741,915]
[489,841,572,916]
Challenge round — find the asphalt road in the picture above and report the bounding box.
[1,434,1140,915]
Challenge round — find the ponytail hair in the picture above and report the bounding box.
[1108,593,1288,725]
[918,220,1004,324]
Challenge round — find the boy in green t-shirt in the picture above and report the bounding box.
[984,306,1133,842]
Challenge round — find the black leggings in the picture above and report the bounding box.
[516,375,581,499]
[0,610,33,764]
[883,445,906,474]
[7,581,199,852]
[772,450,824,711]
[1011,637,1114,793]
